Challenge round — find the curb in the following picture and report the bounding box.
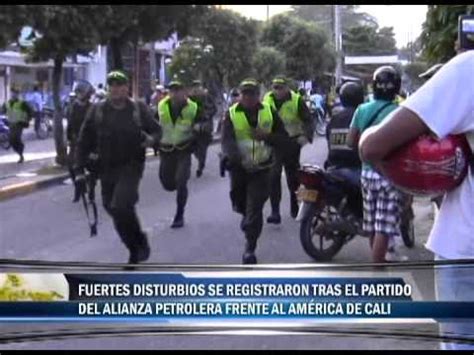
[0,136,222,203]
[0,172,69,202]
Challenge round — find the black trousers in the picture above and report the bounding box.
[159,149,192,214]
[100,162,147,254]
[230,166,271,249]
[193,134,212,171]
[269,141,301,213]
[9,123,25,157]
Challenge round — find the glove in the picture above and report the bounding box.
[74,174,87,202]
[141,132,155,148]
[296,135,309,146]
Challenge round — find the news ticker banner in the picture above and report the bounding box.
[0,273,473,322]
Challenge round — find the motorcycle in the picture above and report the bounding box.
[37,107,54,139]
[296,164,415,262]
[0,114,10,150]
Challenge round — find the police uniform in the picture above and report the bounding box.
[2,94,32,163]
[189,82,217,177]
[221,79,290,264]
[155,81,203,228]
[75,71,161,266]
[263,78,314,222]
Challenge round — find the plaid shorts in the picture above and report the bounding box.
[361,169,402,237]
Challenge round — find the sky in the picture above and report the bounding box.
[224,5,428,48]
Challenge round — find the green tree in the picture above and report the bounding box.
[421,5,474,64]
[251,46,286,87]
[81,5,207,70]
[343,25,397,56]
[170,8,259,114]
[26,5,100,165]
[261,14,335,82]
[291,5,378,37]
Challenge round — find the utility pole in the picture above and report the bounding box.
[334,4,343,87]
[266,5,270,21]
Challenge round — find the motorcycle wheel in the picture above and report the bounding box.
[300,205,346,262]
[0,133,10,150]
[400,206,415,248]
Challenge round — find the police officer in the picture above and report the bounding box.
[156,80,204,228]
[221,78,289,264]
[263,76,314,224]
[66,80,95,202]
[1,87,33,163]
[325,81,365,185]
[189,80,217,178]
[75,70,161,267]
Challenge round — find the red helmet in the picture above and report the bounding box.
[380,134,473,196]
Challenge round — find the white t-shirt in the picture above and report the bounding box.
[402,51,474,260]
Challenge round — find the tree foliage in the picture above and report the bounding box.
[0,6,30,49]
[260,14,335,81]
[88,5,208,70]
[421,5,474,64]
[343,25,397,56]
[291,5,378,36]
[251,46,286,87]
[25,5,101,165]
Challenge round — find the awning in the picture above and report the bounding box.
[0,51,85,68]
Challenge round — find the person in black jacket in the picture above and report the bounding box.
[325,81,365,186]
[74,71,161,267]
[66,80,95,202]
[189,80,217,178]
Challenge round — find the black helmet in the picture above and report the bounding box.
[372,66,401,101]
[339,81,364,108]
[73,80,94,97]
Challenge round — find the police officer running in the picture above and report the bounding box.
[221,78,289,264]
[156,80,204,228]
[188,80,216,178]
[1,87,33,163]
[66,80,95,202]
[74,70,161,267]
[263,76,314,224]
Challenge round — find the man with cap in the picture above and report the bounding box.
[221,78,290,264]
[155,79,204,228]
[189,80,217,177]
[1,87,33,163]
[74,70,161,268]
[263,75,314,224]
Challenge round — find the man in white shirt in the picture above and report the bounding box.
[359,50,474,350]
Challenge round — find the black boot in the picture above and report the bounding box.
[171,210,184,229]
[136,232,151,263]
[267,211,281,224]
[17,154,24,164]
[242,240,257,265]
[290,196,299,219]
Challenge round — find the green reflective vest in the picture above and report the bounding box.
[158,97,198,148]
[6,100,28,124]
[263,91,303,138]
[229,103,274,171]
